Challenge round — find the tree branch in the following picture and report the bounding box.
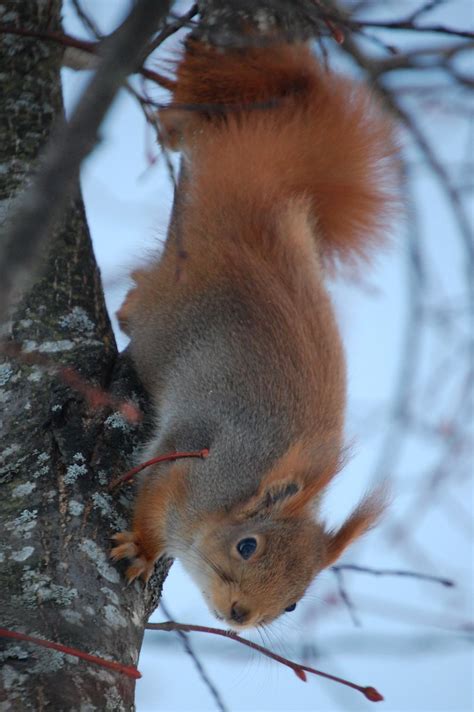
[332,564,455,587]
[159,601,227,712]
[147,621,384,702]
[0,0,172,320]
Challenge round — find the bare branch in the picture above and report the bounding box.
[332,13,474,40]
[406,0,449,23]
[144,4,198,58]
[0,628,140,680]
[333,568,362,626]
[332,564,455,587]
[70,0,103,39]
[147,621,384,702]
[159,601,227,712]
[0,25,176,88]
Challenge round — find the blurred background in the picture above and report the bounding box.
[62,2,473,710]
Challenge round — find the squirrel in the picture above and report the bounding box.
[110,39,397,629]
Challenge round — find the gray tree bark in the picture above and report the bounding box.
[0,2,169,709]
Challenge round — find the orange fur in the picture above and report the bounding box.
[111,463,189,582]
[163,40,398,267]
[324,489,387,567]
[235,440,344,521]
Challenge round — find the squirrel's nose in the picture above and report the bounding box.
[230,603,249,625]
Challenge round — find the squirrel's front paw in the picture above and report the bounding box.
[110,530,156,583]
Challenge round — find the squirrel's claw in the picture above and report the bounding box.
[125,557,154,584]
[110,531,138,561]
[110,530,156,583]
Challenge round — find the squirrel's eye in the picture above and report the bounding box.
[285,603,297,612]
[236,537,257,560]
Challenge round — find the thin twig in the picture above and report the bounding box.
[396,104,474,289]
[144,3,198,58]
[407,0,448,23]
[0,341,142,422]
[332,564,455,587]
[146,621,384,702]
[0,25,176,90]
[159,601,227,712]
[333,568,361,626]
[0,628,140,679]
[334,15,474,40]
[108,448,209,491]
[70,0,102,39]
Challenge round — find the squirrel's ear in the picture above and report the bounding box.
[324,489,387,567]
[236,442,338,520]
[236,477,303,520]
[235,443,308,520]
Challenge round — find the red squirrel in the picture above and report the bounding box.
[111,40,397,629]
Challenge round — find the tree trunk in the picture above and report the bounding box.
[0,2,169,709]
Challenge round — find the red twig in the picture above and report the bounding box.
[147,621,383,702]
[0,342,142,423]
[323,18,345,44]
[0,628,141,680]
[138,66,176,90]
[108,448,209,490]
[60,367,142,423]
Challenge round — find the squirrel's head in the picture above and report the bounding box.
[181,443,385,629]
[194,513,327,628]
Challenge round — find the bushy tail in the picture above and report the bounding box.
[163,41,399,266]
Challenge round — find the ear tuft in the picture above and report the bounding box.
[324,487,388,567]
[235,441,346,521]
[238,481,301,520]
